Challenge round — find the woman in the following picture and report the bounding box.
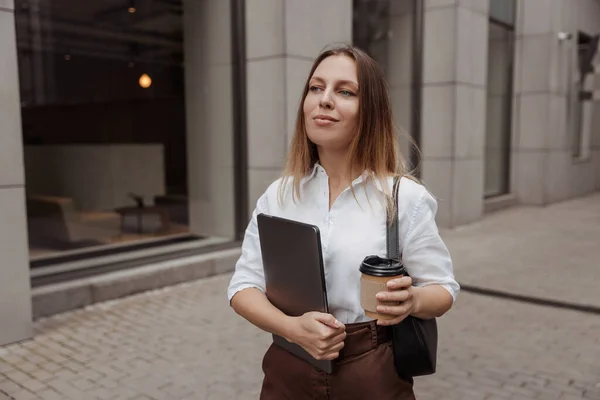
[227,45,459,399]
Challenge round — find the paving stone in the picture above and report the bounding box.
[0,196,599,399]
[10,389,39,400]
[35,389,63,400]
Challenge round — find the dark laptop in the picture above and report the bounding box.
[256,213,333,373]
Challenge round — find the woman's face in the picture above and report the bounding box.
[303,55,359,153]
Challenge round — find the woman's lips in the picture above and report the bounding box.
[313,115,338,126]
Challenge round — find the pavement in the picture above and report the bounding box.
[1,193,599,400]
[445,192,600,310]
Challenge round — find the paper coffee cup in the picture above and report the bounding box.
[359,255,406,320]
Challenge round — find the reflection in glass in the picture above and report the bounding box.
[484,23,514,197]
[353,0,415,161]
[571,32,597,159]
[489,0,515,26]
[15,0,192,259]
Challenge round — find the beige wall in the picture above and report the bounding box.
[0,0,33,346]
[421,0,489,228]
[513,0,600,205]
[245,0,353,213]
[420,0,600,226]
[183,0,236,239]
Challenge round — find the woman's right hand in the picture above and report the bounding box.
[286,312,347,360]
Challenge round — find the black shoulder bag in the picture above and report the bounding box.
[387,176,438,379]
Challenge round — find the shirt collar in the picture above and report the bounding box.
[302,162,390,194]
[298,163,321,187]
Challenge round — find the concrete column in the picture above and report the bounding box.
[245,0,352,211]
[514,0,600,205]
[558,0,600,197]
[512,0,558,205]
[421,0,489,227]
[183,0,236,239]
[0,1,33,346]
[594,72,600,190]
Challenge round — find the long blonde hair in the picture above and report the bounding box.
[279,45,418,220]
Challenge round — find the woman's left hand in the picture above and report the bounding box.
[375,276,417,326]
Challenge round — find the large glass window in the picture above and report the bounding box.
[489,0,515,26]
[570,32,597,160]
[15,0,239,263]
[353,0,416,167]
[484,22,514,197]
[484,1,515,198]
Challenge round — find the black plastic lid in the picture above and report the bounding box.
[359,255,406,277]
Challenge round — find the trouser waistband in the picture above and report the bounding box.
[337,320,391,361]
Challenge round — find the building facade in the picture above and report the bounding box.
[1,0,599,346]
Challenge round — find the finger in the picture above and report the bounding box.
[326,330,347,346]
[313,313,344,330]
[376,303,411,317]
[315,340,344,359]
[377,315,408,326]
[321,343,345,360]
[317,331,346,353]
[376,289,410,303]
[325,340,345,354]
[317,324,345,341]
[320,351,340,360]
[387,276,412,290]
[324,324,347,338]
[319,332,345,352]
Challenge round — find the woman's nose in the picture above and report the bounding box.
[319,89,334,110]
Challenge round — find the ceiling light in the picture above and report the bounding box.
[139,73,152,89]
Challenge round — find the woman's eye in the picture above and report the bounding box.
[309,86,323,92]
[339,90,354,97]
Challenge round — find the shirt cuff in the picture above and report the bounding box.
[227,283,266,304]
[415,281,460,303]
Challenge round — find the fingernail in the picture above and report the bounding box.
[334,320,341,328]
[387,282,395,289]
[376,294,383,300]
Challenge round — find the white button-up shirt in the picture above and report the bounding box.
[227,164,460,324]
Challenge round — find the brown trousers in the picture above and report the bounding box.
[260,321,415,400]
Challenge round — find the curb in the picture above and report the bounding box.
[31,248,241,319]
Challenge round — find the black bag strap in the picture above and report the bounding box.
[386,176,401,260]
